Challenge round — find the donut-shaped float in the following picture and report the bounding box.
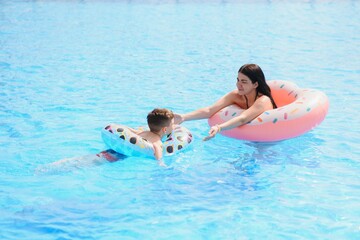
[208,80,329,142]
[101,124,193,158]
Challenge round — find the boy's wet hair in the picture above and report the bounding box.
[147,108,174,132]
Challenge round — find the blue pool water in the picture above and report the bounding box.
[1,0,360,239]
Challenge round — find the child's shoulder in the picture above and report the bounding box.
[138,130,150,138]
[138,131,161,144]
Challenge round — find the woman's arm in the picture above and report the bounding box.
[174,90,237,124]
[203,96,271,141]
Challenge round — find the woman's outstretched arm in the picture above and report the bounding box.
[174,90,237,124]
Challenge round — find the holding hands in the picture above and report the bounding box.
[175,112,222,141]
[174,113,185,124]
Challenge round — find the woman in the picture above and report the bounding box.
[174,64,277,141]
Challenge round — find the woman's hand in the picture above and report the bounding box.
[203,125,221,141]
[174,113,184,124]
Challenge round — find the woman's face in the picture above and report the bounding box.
[236,72,258,95]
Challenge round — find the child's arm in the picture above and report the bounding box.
[153,142,163,160]
[153,142,166,167]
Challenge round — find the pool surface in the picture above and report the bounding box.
[1,0,359,239]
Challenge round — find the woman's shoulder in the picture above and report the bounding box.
[227,89,245,102]
[225,89,243,100]
[257,94,271,102]
[255,95,273,110]
[229,89,239,95]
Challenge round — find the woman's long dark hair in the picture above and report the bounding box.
[238,64,277,108]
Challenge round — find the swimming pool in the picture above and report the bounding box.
[1,0,359,239]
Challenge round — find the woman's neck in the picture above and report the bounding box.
[244,90,259,108]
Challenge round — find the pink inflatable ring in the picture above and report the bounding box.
[208,80,329,142]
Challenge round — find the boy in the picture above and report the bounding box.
[127,108,174,164]
[130,108,174,160]
[37,108,174,173]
